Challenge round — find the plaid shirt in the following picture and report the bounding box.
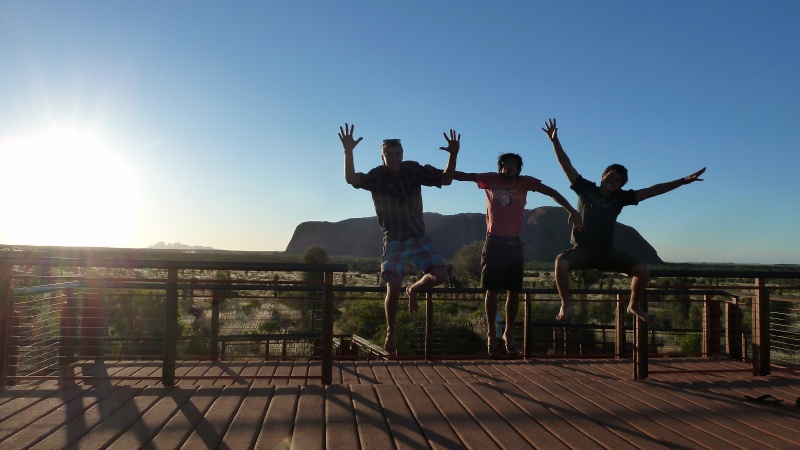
[355,161,443,242]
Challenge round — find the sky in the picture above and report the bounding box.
[0,1,798,264]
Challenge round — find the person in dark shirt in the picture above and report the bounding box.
[339,123,460,353]
[542,118,705,323]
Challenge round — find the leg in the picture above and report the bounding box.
[627,263,653,323]
[555,255,572,320]
[484,290,502,356]
[406,265,448,314]
[384,272,403,353]
[504,290,520,355]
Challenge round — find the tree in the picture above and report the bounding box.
[450,241,484,286]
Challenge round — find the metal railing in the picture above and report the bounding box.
[1,255,798,385]
[0,256,346,385]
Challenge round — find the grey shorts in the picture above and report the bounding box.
[556,246,641,275]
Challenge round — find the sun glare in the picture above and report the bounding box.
[0,130,139,247]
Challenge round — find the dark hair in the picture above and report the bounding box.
[602,164,628,186]
[381,139,402,152]
[497,153,523,173]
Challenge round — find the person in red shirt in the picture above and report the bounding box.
[454,154,581,357]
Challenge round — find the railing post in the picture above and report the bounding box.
[163,268,178,386]
[0,263,13,388]
[702,295,721,357]
[425,292,433,361]
[615,294,626,359]
[210,290,221,361]
[633,293,649,381]
[322,271,334,385]
[726,296,742,360]
[523,292,531,359]
[60,288,78,366]
[752,277,770,376]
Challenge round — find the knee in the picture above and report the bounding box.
[429,266,448,285]
[632,263,650,282]
[555,256,571,274]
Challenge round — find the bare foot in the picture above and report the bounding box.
[627,305,654,323]
[384,333,397,355]
[406,285,419,314]
[556,302,568,320]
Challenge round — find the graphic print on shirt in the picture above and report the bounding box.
[492,187,519,207]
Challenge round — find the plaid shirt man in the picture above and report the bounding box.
[355,161,444,242]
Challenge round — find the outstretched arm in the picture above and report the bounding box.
[635,167,706,202]
[542,118,579,185]
[339,123,363,186]
[537,183,584,230]
[452,171,477,182]
[439,129,460,185]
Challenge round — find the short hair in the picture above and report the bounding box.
[602,164,629,186]
[381,139,402,152]
[497,153,523,173]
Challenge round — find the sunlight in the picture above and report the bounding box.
[0,129,140,247]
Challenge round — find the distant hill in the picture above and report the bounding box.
[285,206,663,264]
[148,241,215,251]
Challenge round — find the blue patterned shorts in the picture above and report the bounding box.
[381,234,445,281]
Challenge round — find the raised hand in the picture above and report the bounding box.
[439,129,460,154]
[683,167,706,184]
[542,118,558,141]
[338,123,363,153]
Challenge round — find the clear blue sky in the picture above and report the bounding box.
[1,1,798,264]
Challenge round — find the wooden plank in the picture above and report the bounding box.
[218,386,275,449]
[252,360,279,387]
[143,386,222,449]
[468,382,570,449]
[423,383,498,448]
[107,386,198,449]
[291,385,326,449]
[446,383,532,448]
[25,384,143,449]
[398,383,463,449]
[180,385,248,449]
[354,360,379,384]
[374,384,430,450]
[253,385,299,450]
[0,385,86,442]
[549,380,674,449]
[64,385,171,449]
[350,384,395,449]
[398,361,428,385]
[385,360,412,385]
[338,360,360,384]
[271,360,295,385]
[493,381,602,449]
[325,384,360,448]
[289,361,310,386]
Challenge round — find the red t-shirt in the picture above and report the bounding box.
[475,173,541,236]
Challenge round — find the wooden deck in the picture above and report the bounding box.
[1,358,800,449]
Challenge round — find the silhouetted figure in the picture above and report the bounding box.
[453,152,581,357]
[543,118,705,323]
[339,123,460,354]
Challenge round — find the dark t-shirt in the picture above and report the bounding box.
[570,175,638,249]
[355,161,443,242]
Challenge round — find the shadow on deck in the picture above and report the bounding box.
[1,357,800,449]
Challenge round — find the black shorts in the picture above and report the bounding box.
[556,246,640,275]
[480,235,524,292]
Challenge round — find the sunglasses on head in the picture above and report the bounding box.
[382,139,401,144]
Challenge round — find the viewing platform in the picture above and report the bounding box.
[1,253,798,448]
[2,358,799,448]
